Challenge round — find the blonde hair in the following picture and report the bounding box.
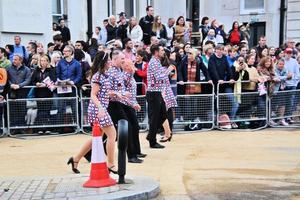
[38,55,50,68]
[50,51,62,67]
[152,15,163,32]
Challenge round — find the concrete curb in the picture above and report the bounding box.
[0,175,160,200]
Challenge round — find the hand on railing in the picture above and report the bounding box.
[133,104,141,111]
[10,84,20,90]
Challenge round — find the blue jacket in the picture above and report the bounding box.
[56,58,82,85]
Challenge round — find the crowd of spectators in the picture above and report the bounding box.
[1,5,300,133]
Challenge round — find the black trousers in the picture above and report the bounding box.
[106,101,140,159]
[146,91,167,145]
[122,104,141,157]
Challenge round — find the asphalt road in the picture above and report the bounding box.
[0,129,300,200]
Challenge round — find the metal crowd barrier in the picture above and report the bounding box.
[217,81,268,131]
[135,82,148,132]
[80,82,148,134]
[174,82,215,131]
[80,84,92,134]
[0,109,5,137]
[269,88,300,127]
[7,85,80,138]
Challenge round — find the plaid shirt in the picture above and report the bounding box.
[162,77,177,110]
[124,75,138,107]
[107,66,131,104]
[147,57,169,92]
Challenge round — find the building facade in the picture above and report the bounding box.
[0,0,299,47]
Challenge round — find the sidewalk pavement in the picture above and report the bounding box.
[0,175,159,200]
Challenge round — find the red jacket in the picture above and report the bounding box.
[135,62,148,95]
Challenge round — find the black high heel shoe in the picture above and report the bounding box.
[67,157,80,174]
[159,133,172,143]
[108,165,118,174]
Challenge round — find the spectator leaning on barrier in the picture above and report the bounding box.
[178,48,211,95]
[7,54,32,128]
[274,58,290,126]
[139,6,154,45]
[283,48,300,123]
[0,47,11,68]
[127,17,143,44]
[208,44,238,125]
[56,45,82,87]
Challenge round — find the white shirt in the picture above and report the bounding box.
[127,25,143,43]
[165,24,174,47]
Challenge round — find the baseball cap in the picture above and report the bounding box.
[118,12,126,17]
[284,48,293,54]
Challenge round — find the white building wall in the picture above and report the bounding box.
[286,0,300,42]
[67,0,88,42]
[0,0,52,47]
[200,0,281,46]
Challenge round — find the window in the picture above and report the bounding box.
[124,0,134,17]
[52,0,67,23]
[108,0,116,16]
[240,0,265,15]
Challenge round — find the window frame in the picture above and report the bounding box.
[240,0,265,15]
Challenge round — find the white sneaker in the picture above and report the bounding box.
[269,119,277,126]
[279,119,289,126]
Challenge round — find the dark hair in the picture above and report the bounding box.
[161,55,170,67]
[246,54,255,62]
[76,40,89,52]
[146,6,153,11]
[0,47,7,57]
[123,38,132,46]
[201,17,209,25]
[95,26,101,31]
[29,42,37,53]
[5,44,14,53]
[74,49,85,61]
[58,18,64,24]
[47,42,55,48]
[150,44,160,55]
[103,19,108,23]
[136,50,148,62]
[53,34,63,42]
[52,22,59,31]
[91,51,108,75]
[176,16,185,26]
[89,38,98,48]
[295,42,300,48]
[231,21,239,30]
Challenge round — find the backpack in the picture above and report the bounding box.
[0,68,7,93]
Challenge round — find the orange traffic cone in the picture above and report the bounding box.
[83,123,117,188]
